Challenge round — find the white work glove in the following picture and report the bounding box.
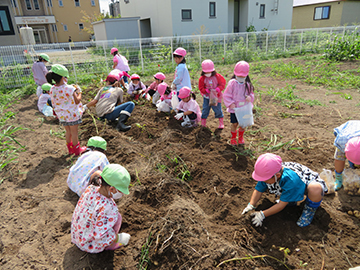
[117,233,131,246]
[82,105,88,112]
[251,211,265,227]
[174,112,184,120]
[171,83,176,90]
[241,203,255,215]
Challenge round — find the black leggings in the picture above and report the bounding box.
[179,110,197,120]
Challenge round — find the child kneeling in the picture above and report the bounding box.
[71,164,131,253]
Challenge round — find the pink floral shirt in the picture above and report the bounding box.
[71,185,119,253]
[50,84,83,122]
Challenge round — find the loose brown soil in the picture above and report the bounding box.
[1,58,360,270]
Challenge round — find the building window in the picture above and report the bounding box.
[58,0,63,7]
[209,2,216,17]
[181,9,192,20]
[0,6,15,35]
[91,0,95,6]
[260,4,265,18]
[74,0,80,7]
[78,23,84,30]
[25,0,32,10]
[63,24,68,31]
[11,0,17,8]
[314,6,330,20]
[47,0,52,7]
[52,24,57,32]
[33,0,40,10]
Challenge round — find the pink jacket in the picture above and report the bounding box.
[198,73,226,102]
[176,99,201,123]
[144,81,159,93]
[223,79,254,113]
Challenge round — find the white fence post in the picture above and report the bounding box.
[223,34,226,62]
[266,32,268,53]
[139,39,144,73]
[69,43,77,83]
[284,31,287,51]
[171,38,173,65]
[102,42,109,75]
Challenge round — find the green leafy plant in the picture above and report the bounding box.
[166,153,192,182]
[138,232,153,270]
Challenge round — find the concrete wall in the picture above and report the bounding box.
[341,1,360,26]
[0,0,21,45]
[292,2,343,29]
[227,0,234,33]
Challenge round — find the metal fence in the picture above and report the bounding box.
[0,25,359,89]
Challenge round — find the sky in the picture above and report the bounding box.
[99,0,110,14]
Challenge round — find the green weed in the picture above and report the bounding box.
[138,232,153,270]
[49,127,66,140]
[166,153,192,182]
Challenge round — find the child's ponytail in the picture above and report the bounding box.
[191,92,196,100]
[245,75,254,96]
[89,175,110,187]
[46,71,62,84]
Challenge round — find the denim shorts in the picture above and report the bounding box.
[60,119,82,126]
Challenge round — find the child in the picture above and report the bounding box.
[47,64,86,155]
[71,164,131,253]
[333,120,360,190]
[223,61,254,145]
[109,69,129,90]
[198,59,227,129]
[172,47,191,99]
[67,136,109,196]
[37,83,52,113]
[174,87,201,128]
[242,153,327,227]
[111,47,130,84]
[84,74,135,132]
[32,53,50,97]
[144,72,166,97]
[128,74,147,100]
[156,82,175,112]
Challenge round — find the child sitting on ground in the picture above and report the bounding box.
[37,83,53,115]
[127,74,147,100]
[67,136,109,196]
[71,164,131,253]
[174,87,201,128]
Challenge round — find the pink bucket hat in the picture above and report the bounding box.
[130,74,140,80]
[173,47,186,57]
[234,61,249,77]
[252,153,282,181]
[178,87,191,99]
[110,47,118,54]
[201,59,215,73]
[154,72,166,81]
[345,137,360,164]
[157,82,168,96]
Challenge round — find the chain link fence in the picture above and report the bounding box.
[0,25,359,89]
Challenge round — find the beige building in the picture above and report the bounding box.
[292,0,360,29]
[9,0,100,44]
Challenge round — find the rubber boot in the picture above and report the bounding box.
[238,129,245,144]
[230,131,237,145]
[201,118,207,127]
[334,170,343,191]
[73,142,86,156]
[116,111,131,132]
[297,197,322,227]
[218,118,224,129]
[66,142,74,155]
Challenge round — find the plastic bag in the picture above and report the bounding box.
[42,105,55,117]
[319,169,335,194]
[209,89,218,106]
[152,91,161,105]
[234,103,254,128]
[342,168,360,195]
[156,100,171,112]
[171,92,179,110]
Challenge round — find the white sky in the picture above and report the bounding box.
[99,0,110,14]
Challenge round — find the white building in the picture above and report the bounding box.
[118,0,293,37]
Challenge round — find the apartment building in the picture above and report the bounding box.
[8,0,100,44]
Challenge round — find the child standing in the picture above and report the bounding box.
[198,59,227,129]
[111,47,130,84]
[32,53,50,97]
[223,61,254,145]
[67,136,109,196]
[242,153,327,227]
[71,164,131,253]
[48,64,86,155]
[172,47,191,98]
[128,74,147,100]
[174,87,201,128]
[333,120,360,190]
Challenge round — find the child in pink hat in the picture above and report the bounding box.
[172,47,191,99]
[174,87,201,128]
[198,59,227,129]
[111,47,130,84]
[242,153,327,228]
[144,72,166,102]
[127,74,147,100]
[156,82,176,112]
[333,120,360,190]
[223,61,255,145]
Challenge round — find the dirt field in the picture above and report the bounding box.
[1,58,360,270]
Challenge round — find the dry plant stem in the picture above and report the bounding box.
[335,108,342,119]
[87,110,99,135]
[189,254,210,270]
[321,257,325,270]
[337,230,352,267]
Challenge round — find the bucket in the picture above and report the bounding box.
[234,103,254,128]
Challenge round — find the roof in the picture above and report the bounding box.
[293,0,342,7]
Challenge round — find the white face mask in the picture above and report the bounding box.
[236,76,245,84]
[108,189,123,199]
[204,73,212,77]
[64,77,68,84]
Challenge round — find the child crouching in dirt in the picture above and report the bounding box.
[143,72,166,103]
[67,136,109,196]
[174,87,201,128]
[242,153,327,227]
[156,82,176,112]
[128,74,147,100]
[71,164,131,253]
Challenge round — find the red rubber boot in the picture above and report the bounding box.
[238,129,245,144]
